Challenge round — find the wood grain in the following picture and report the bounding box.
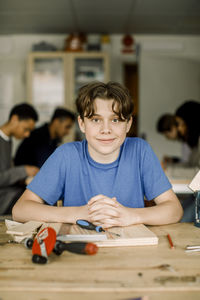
[1,221,200,297]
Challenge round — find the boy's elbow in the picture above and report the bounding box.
[12,197,25,222]
[174,202,184,223]
[12,201,20,222]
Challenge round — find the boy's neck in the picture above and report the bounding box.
[87,144,120,164]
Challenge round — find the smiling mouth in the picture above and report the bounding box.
[97,138,115,143]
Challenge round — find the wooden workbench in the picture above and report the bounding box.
[1,221,200,300]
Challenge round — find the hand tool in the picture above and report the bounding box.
[23,237,34,249]
[25,226,98,264]
[194,191,200,228]
[185,245,200,253]
[53,240,98,256]
[188,172,200,228]
[32,227,57,264]
[76,219,120,237]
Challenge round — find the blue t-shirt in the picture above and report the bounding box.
[28,138,171,208]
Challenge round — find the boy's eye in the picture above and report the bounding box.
[91,118,100,123]
[112,118,119,123]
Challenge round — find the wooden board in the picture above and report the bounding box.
[57,223,158,247]
[189,170,200,192]
[6,220,42,235]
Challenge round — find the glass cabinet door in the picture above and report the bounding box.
[29,55,65,123]
[74,57,105,97]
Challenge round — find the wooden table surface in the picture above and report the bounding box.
[1,221,200,300]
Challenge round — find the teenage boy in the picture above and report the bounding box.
[13,82,183,227]
[15,108,75,168]
[0,103,39,214]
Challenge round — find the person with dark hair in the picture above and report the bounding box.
[14,107,75,168]
[175,100,200,149]
[157,100,200,179]
[0,103,39,215]
[13,81,182,226]
[157,114,178,140]
[157,114,190,166]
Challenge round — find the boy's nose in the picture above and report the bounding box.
[100,121,111,134]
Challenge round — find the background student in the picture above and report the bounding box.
[0,103,39,215]
[157,100,200,179]
[12,81,183,226]
[14,108,76,168]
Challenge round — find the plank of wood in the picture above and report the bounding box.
[189,170,200,192]
[6,220,43,235]
[57,223,107,241]
[5,219,22,230]
[57,224,158,247]
[57,234,107,242]
[97,224,158,247]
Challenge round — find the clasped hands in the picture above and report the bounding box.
[87,194,140,229]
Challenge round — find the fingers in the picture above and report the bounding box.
[89,201,119,214]
[88,195,119,212]
[92,218,121,229]
[88,195,118,207]
[88,194,122,228]
[88,195,119,219]
[90,208,119,222]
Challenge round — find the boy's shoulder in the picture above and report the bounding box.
[125,137,149,148]
[56,140,85,156]
[124,137,152,158]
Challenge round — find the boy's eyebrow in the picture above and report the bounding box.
[92,113,101,116]
[91,113,119,117]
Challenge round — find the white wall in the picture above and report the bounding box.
[0,34,200,159]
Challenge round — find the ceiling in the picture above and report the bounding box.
[0,0,200,35]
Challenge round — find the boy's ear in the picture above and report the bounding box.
[77,116,85,133]
[126,116,133,133]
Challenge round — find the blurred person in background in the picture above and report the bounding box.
[15,108,75,168]
[157,100,200,222]
[0,103,39,215]
[157,100,200,179]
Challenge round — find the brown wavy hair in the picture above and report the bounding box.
[76,81,134,121]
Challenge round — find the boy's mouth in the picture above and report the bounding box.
[97,138,115,144]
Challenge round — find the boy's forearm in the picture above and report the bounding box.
[12,200,89,224]
[134,200,183,225]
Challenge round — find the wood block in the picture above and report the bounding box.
[5,219,22,230]
[96,224,158,247]
[57,224,158,247]
[6,220,43,236]
[189,170,200,192]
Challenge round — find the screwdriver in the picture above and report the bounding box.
[76,219,120,237]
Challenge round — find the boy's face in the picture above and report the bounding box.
[78,98,132,163]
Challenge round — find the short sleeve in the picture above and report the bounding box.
[27,146,67,205]
[141,143,172,200]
